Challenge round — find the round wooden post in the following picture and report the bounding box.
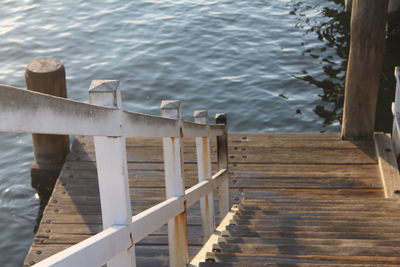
[341,0,389,140]
[25,58,70,198]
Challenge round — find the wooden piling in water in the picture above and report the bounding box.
[25,58,70,198]
[341,0,388,140]
[215,113,229,217]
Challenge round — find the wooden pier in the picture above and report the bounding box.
[24,131,400,266]
[1,1,398,264]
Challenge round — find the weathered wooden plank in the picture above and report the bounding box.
[35,223,202,237]
[224,225,400,234]
[200,263,400,267]
[229,163,380,178]
[374,133,400,198]
[204,252,400,264]
[215,243,400,257]
[206,254,400,265]
[25,245,200,267]
[232,219,400,228]
[64,160,378,180]
[228,133,341,141]
[217,237,400,247]
[232,215,400,223]
[231,189,384,199]
[35,233,204,246]
[25,132,387,266]
[221,229,400,239]
[67,147,376,164]
[241,198,397,205]
[237,205,400,212]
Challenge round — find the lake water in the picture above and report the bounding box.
[0,0,387,266]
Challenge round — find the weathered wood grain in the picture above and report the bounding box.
[24,132,391,267]
[374,133,400,198]
[341,0,389,139]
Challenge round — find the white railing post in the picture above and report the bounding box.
[216,113,229,217]
[160,100,189,267]
[392,67,400,157]
[194,110,215,243]
[88,80,135,267]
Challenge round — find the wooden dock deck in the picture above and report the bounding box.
[24,131,397,266]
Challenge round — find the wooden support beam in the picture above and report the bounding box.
[216,113,229,217]
[341,0,389,140]
[25,58,70,199]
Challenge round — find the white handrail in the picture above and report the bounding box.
[0,84,225,137]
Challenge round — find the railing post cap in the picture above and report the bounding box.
[193,110,208,118]
[215,113,227,119]
[26,58,64,74]
[88,80,120,93]
[395,66,400,79]
[215,113,227,124]
[160,100,181,110]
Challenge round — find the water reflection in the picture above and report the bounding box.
[289,0,349,129]
[290,0,400,133]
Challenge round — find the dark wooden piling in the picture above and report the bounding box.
[25,58,70,199]
[341,0,389,140]
[215,113,229,217]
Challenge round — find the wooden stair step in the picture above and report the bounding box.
[212,243,400,257]
[199,262,400,267]
[235,210,400,216]
[237,206,400,212]
[217,237,400,246]
[230,219,400,227]
[232,214,400,221]
[221,230,400,239]
[204,252,400,265]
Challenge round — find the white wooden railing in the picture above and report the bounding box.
[0,80,229,267]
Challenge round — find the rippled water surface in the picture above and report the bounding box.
[0,1,350,266]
